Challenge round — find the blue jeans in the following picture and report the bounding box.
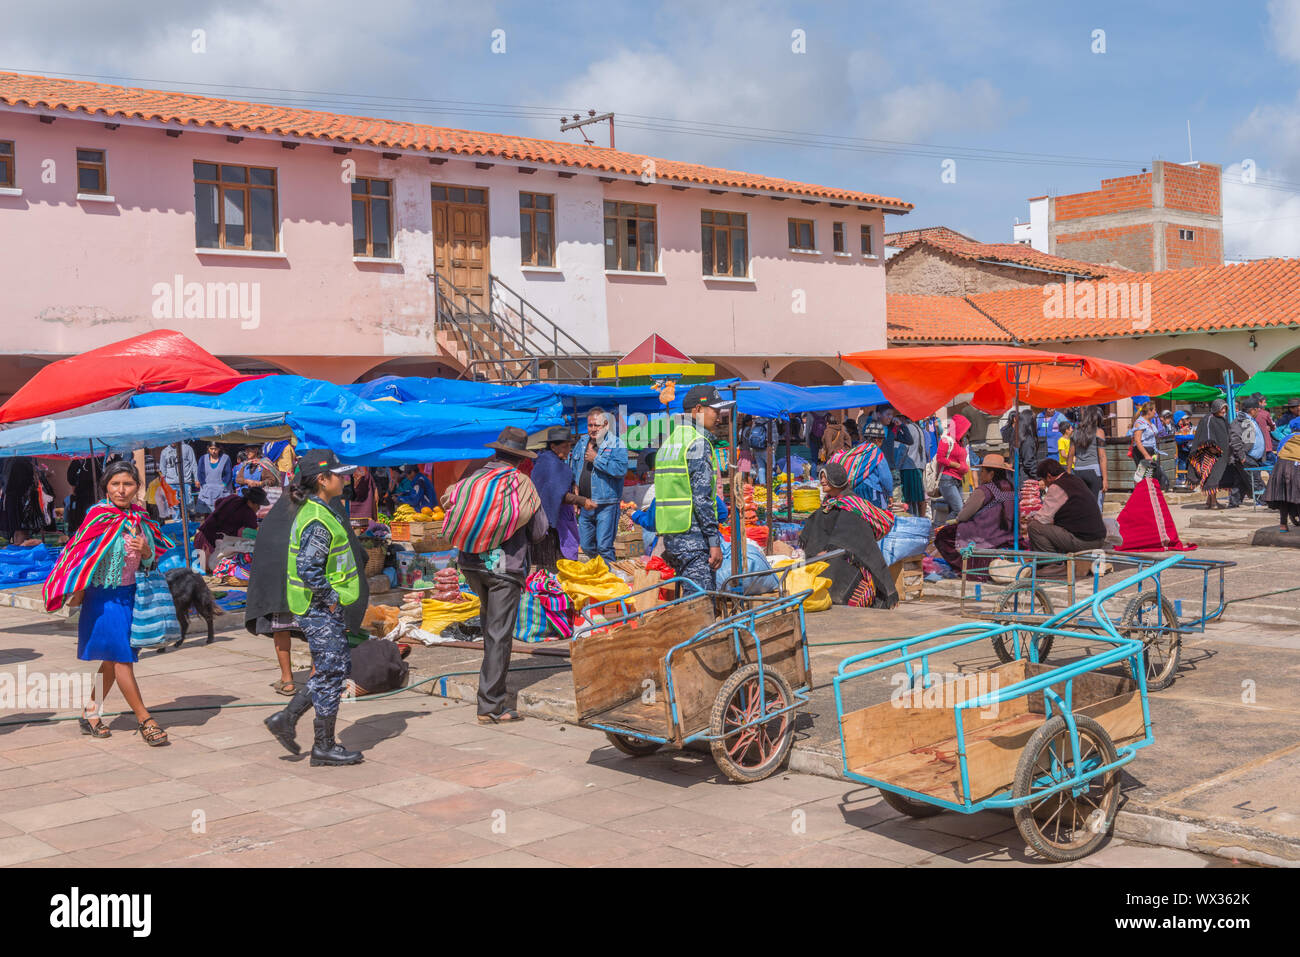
[938,475,964,521]
[579,502,618,563]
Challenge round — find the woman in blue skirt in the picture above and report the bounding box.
[43,459,174,746]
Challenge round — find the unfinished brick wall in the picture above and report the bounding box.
[1055,224,1153,272]
[1164,224,1223,269]
[1163,163,1221,215]
[1054,172,1153,221]
[884,245,1065,295]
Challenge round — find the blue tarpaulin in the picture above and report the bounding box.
[349,375,666,416]
[132,376,563,465]
[666,380,887,417]
[0,406,289,458]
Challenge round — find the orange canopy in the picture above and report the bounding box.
[841,345,1196,419]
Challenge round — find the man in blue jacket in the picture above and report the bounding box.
[568,407,628,562]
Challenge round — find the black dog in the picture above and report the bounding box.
[164,568,219,648]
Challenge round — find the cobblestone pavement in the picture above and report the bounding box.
[0,606,1242,868]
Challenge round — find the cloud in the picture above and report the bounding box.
[871,79,1008,143]
[1222,160,1300,260]
[1269,0,1300,63]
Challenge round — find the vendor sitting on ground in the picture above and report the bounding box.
[798,462,898,608]
[194,486,268,562]
[932,453,1016,575]
[1026,459,1108,555]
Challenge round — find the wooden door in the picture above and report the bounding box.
[432,185,490,314]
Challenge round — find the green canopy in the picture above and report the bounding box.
[1237,370,1300,405]
[1155,381,1222,402]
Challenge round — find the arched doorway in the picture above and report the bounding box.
[772,359,842,386]
[1269,344,1300,374]
[1149,348,1247,390]
[218,356,295,377]
[356,357,466,383]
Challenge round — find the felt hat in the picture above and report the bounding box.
[484,427,536,460]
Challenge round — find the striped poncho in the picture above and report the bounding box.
[441,465,541,555]
[43,501,174,612]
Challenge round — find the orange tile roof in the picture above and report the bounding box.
[886,295,1011,343]
[884,226,977,247]
[890,232,1121,278]
[0,72,912,211]
[888,259,1300,344]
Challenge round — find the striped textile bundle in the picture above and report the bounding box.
[129,569,183,648]
[831,442,885,489]
[43,502,174,612]
[827,493,896,539]
[525,570,573,638]
[440,465,541,555]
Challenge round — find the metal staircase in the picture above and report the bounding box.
[431,270,614,386]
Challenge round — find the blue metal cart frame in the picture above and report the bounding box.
[834,556,1183,861]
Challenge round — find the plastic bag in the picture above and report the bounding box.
[771,558,832,612]
[555,555,631,612]
[130,568,183,648]
[420,592,481,634]
[879,515,932,565]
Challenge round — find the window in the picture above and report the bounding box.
[701,210,748,277]
[76,148,106,194]
[0,141,13,188]
[1179,228,1195,241]
[861,224,874,256]
[604,201,658,272]
[788,218,815,251]
[520,192,555,267]
[430,185,486,204]
[351,177,393,258]
[194,161,279,251]
[833,222,845,253]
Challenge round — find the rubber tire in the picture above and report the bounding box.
[1012,714,1120,863]
[604,732,663,757]
[709,663,795,783]
[879,788,943,818]
[992,585,1055,664]
[1121,593,1181,691]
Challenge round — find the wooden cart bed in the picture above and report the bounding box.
[571,595,809,744]
[840,660,1145,804]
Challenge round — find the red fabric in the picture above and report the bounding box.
[1117,479,1197,552]
[0,330,261,423]
[619,334,694,365]
[841,346,1196,420]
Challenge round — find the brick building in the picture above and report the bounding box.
[1014,160,1223,272]
[882,227,1119,296]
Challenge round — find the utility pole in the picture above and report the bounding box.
[560,109,615,149]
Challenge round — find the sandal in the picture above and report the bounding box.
[271,679,297,696]
[477,709,524,724]
[136,717,170,747]
[78,710,111,738]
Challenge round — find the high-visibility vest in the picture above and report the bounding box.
[654,419,717,535]
[286,498,360,615]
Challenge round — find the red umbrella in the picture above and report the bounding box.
[841,345,1196,419]
[1,330,259,424]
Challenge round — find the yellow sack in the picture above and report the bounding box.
[421,592,481,634]
[791,489,822,513]
[555,555,631,612]
[770,558,832,612]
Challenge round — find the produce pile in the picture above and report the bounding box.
[390,504,445,524]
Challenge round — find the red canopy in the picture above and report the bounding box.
[841,345,1196,419]
[619,334,694,365]
[0,330,257,424]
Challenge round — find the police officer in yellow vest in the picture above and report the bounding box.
[265,449,364,766]
[655,385,730,595]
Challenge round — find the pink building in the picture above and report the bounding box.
[0,72,911,398]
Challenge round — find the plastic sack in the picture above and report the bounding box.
[770,558,832,612]
[555,555,631,612]
[879,515,932,566]
[420,592,481,634]
[514,590,549,642]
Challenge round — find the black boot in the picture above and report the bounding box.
[264,687,313,755]
[310,715,363,767]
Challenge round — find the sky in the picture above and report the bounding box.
[3,0,1299,260]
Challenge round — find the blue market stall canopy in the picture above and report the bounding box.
[666,380,887,417]
[349,375,666,416]
[0,406,289,458]
[132,375,563,465]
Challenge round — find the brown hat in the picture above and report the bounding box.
[979,453,1013,472]
[484,426,536,460]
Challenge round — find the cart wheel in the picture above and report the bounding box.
[1121,593,1181,691]
[1012,714,1120,862]
[709,663,795,783]
[991,585,1055,664]
[878,788,943,818]
[603,732,663,757]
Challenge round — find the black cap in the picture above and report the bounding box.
[296,449,356,479]
[682,384,733,412]
[820,462,850,489]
